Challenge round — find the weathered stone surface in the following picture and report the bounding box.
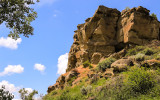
[91,52,102,64]
[111,58,134,72]
[67,5,121,71]
[47,85,55,93]
[117,6,160,45]
[48,6,160,93]
[67,6,160,72]
[65,69,79,82]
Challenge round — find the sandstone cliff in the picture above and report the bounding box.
[67,5,160,71]
[48,6,160,93]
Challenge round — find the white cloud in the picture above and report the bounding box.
[0,65,24,76]
[25,88,33,94]
[57,53,68,75]
[34,63,46,72]
[0,37,22,49]
[0,80,20,93]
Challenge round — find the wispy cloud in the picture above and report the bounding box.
[0,65,24,76]
[0,37,22,49]
[57,53,68,75]
[34,63,46,73]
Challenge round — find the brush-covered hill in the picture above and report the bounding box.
[44,6,160,100]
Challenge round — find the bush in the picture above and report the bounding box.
[125,7,130,11]
[127,67,156,94]
[134,53,145,61]
[97,57,116,72]
[156,54,160,60]
[80,86,87,95]
[151,13,157,20]
[80,85,92,96]
[126,46,145,56]
[141,48,154,55]
[83,61,92,68]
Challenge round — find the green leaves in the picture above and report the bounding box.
[0,86,14,100]
[0,0,38,39]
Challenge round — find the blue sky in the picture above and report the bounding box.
[0,0,160,99]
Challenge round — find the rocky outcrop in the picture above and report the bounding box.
[48,6,160,93]
[67,5,160,72]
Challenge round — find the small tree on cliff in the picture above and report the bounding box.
[0,86,14,100]
[151,13,158,20]
[0,0,39,39]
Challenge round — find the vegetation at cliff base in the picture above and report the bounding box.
[44,41,160,100]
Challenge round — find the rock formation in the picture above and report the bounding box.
[48,6,160,93]
[67,5,160,72]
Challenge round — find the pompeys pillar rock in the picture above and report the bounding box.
[67,5,160,72]
[48,6,160,93]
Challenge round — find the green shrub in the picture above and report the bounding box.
[134,53,145,61]
[151,13,157,20]
[125,7,130,11]
[83,60,92,68]
[141,48,154,55]
[126,46,145,56]
[80,86,87,95]
[52,91,57,96]
[80,85,92,95]
[97,57,116,72]
[156,54,160,60]
[127,67,156,94]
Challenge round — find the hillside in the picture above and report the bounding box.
[44,6,160,100]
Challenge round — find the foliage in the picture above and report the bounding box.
[156,54,160,60]
[0,86,14,100]
[127,67,156,94]
[126,46,145,56]
[125,7,130,11]
[80,86,87,95]
[134,53,145,61]
[97,57,116,72]
[83,61,93,69]
[141,48,154,55]
[0,0,39,39]
[19,88,38,100]
[80,85,92,95]
[151,13,158,20]
[68,76,77,86]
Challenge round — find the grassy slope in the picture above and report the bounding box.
[44,41,160,100]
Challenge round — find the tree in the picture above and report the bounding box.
[125,7,130,11]
[0,0,39,39]
[19,88,38,100]
[151,13,158,20]
[0,86,14,100]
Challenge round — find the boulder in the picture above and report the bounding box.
[91,52,102,64]
[111,58,134,72]
[141,59,160,68]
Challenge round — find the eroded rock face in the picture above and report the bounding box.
[117,6,160,45]
[48,6,160,93]
[67,6,160,72]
